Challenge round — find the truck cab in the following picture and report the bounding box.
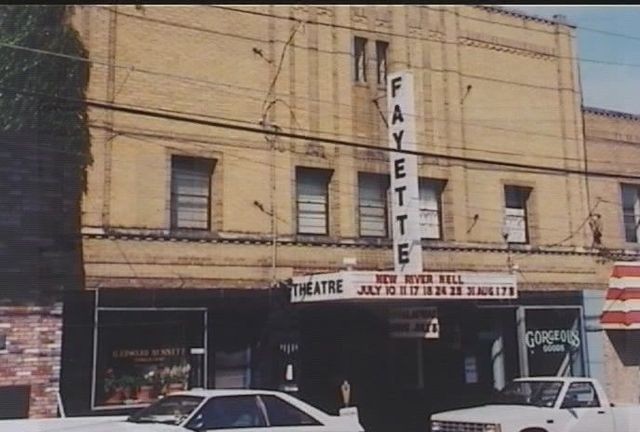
[430,377,640,432]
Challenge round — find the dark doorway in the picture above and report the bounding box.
[298,304,392,432]
[0,385,31,419]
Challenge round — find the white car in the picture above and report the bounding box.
[0,389,364,432]
[430,377,640,432]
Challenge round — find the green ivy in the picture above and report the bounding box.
[0,5,91,188]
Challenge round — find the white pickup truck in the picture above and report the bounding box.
[430,377,640,432]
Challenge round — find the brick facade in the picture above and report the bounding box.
[585,107,640,404]
[0,305,62,418]
[71,5,613,291]
[62,5,640,416]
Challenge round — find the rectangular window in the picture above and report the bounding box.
[261,395,321,426]
[504,185,531,244]
[376,40,388,85]
[191,395,265,429]
[296,168,332,235]
[214,348,252,389]
[359,173,389,237]
[354,36,367,83]
[171,156,215,230]
[561,382,601,409]
[419,179,444,240]
[621,184,640,243]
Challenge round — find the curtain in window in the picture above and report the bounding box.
[297,170,329,235]
[171,158,213,229]
[504,186,528,243]
[621,184,640,243]
[359,174,387,237]
[419,180,441,239]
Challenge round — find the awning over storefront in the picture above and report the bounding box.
[601,262,640,330]
[290,270,517,303]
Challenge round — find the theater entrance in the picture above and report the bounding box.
[293,302,521,432]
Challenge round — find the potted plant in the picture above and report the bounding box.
[116,374,138,402]
[166,363,191,393]
[137,370,157,402]
[103,369,122,404]
[158,366,172,396]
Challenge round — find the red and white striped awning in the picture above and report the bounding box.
[601,262,640,330]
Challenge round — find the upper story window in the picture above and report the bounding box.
[376,40,388,86]
[354,36,367,83]
[621,184,640,243]
[170,156,215,230]
[504,185,531,244]
[420,179,445,240]
[358,173,389,238]
[296,167,332,235]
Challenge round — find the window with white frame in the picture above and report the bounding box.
[354,36,367,83]
[171,156,215,230]
[419,179,444,240]
[621,184,640,243]
[376,40,388,86]
[296,168,332,235]
[503,185,531,244]
[359,173,389,237]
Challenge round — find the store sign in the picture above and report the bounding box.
[523,308,584,377]
[387,71,423,274]
[389,307,439,339]
[289,272,345,303]
[525,329,581,353]
[291,271,517,303]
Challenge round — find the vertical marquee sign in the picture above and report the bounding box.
[387,71,423,273]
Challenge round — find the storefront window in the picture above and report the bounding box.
[523,308,584,377]
[94,310,206,409]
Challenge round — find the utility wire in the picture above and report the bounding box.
[5,84,640,183]
[212,5,640,68]
[2,33,632,170]
[90,123,598,237]
[0,38,634,136]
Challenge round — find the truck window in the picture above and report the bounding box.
[561,382,601,409]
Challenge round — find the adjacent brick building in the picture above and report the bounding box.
[584,107,640,404]
[0,132,84,418]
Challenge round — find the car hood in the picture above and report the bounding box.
[431,404,554,424]
[0,417,185,432]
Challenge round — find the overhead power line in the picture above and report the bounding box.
[3,84,640,182]
[211,5,640,68]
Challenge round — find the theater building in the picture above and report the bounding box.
[58,5,639,430]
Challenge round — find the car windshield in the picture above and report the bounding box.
[491,380,563,408]
[127,395,204,425]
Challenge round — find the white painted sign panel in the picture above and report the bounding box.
[290,271,517,303]
[389,307,440,339]
[387,71,423,274]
